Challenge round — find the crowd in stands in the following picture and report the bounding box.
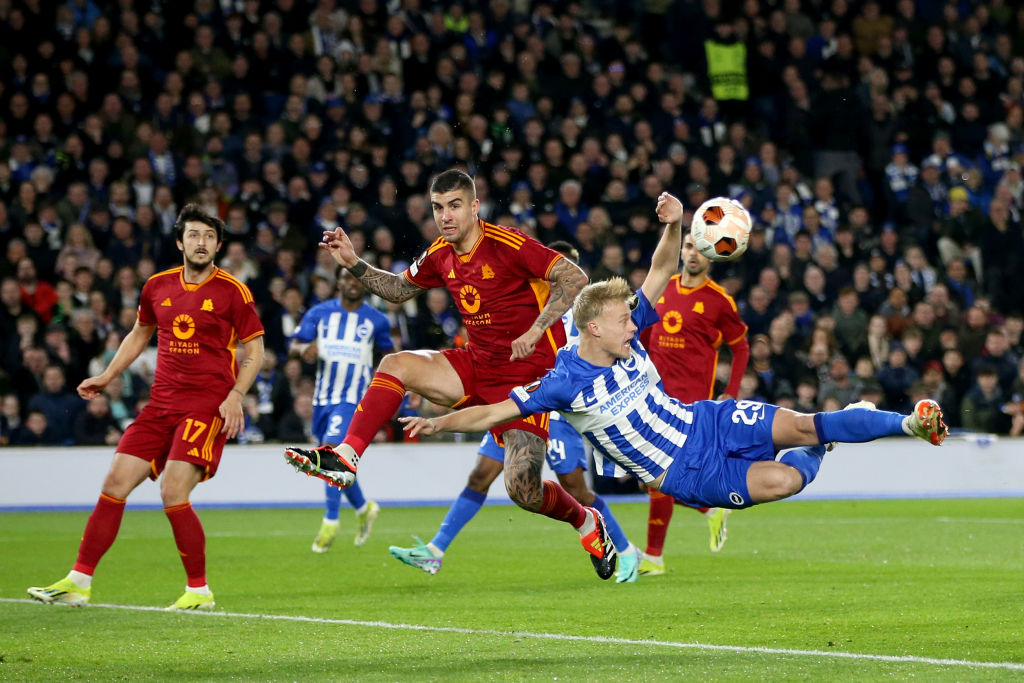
[2,0,1024,447]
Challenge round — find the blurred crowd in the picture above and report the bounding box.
[2,0,1024,447]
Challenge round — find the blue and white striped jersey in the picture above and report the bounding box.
[293,300,394,407]
[511,289,695,483]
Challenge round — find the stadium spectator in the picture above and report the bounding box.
[73,395,123,446]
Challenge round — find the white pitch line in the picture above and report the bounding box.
[2,598,1022,672]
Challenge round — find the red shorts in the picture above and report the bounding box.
[441,347,551,442]
[116,403,228,480]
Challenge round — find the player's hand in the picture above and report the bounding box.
[509,326,543,360]
[656,192,683,226]
[219,390,245,439]
[399,416,438,437]
[716,393,734,401]
[301,342,318,364]
[77,375,111,400]
[319,227,358,267]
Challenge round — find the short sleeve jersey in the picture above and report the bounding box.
[292,300,393,407]
[509,289,698,484]
[641,276,747,401]
[404,220,567,370]
[137,267,264,413]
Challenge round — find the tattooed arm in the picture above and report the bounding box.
[320,227,423,303]
[347,260,423,303]
[509,257,589,360]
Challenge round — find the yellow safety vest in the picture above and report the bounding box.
[704,41,748,101]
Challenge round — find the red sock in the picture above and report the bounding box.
[645,490,675,556]
[538,480,588,528]
[675,501,710,514]
[73,493,127,575]
[341,372,405,456]
[165,502,207,588]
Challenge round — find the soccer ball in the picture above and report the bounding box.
[690,197,752,261]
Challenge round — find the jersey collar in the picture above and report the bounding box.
[180,266,219,291]
[675,275,710,295]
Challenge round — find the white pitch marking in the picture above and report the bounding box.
[2,598,1022,672]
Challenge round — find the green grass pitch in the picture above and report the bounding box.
[1,498,1022,680]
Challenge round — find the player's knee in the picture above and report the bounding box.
[376,351,408,378]
[159,481,189,506]
[101,472,137,499]
[467,466,498,491]
[766,467,803,499]
[751,464,803,502]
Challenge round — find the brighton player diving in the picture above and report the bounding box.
[388,242,640,583]
[399,192,948,514]
[289,268,392,553]
[638,230,751,573]
[282,169,621,579]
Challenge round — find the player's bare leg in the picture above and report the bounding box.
[285,350,466,487]
[504,430,617,579]
[389,455,504,574]
[28,453,151,606]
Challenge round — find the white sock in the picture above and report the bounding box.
[322,517,340,526]
[901,415,913,436]
[68,570,92,588]
[703,507,719,518]
[354,503,368,516]
[425,542,444,557]
[575,508,596,535]
[186,584,212,596]
[642,552,664,565]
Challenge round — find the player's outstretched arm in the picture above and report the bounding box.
[641,192,684,304]
[510,258,588,360]
[321,227,422,303]
[77,321,156,399]
[400,399,523,437]
[220,335,265,437]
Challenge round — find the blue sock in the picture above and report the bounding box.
[780,445,826,491]
[324,481,342,521]
[591,495,630,553]
[813,408,906,444]
[343,480,367,511]
[431,487,486,552]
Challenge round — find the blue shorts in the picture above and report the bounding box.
[312,403,358,445]
[661,399,779,509]
[478,416,586,475]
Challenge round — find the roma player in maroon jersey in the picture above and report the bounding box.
[637,231,750,573]
[283,169,618,578]
[28,205,265,610]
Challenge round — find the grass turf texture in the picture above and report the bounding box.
[1,498,1021,680]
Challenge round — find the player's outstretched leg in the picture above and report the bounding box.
[810,398,947,446]
[284,444,360,488]
[389,536,444,575]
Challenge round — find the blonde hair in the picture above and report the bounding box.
[573,277,633,328]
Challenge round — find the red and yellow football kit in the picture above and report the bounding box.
[405,220,567,439]
[117,266,264,479]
